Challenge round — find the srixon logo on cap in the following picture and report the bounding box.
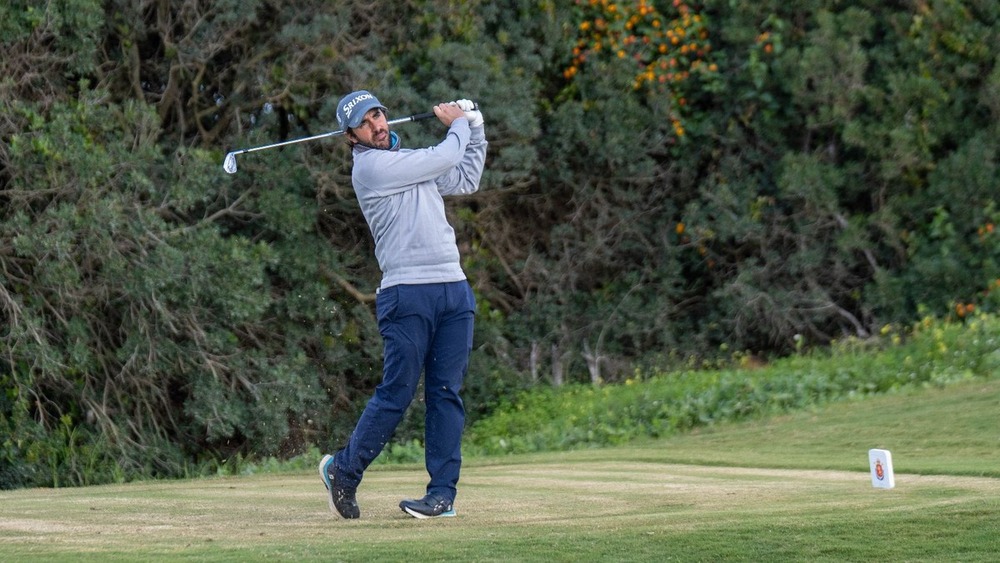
[342,93,374,121]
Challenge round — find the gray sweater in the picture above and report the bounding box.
[351,118,487,289]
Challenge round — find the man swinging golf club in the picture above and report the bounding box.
[320,90,487,519]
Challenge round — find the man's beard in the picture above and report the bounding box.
[371,128,391,149]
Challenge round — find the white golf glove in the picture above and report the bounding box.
[454,99,483,128]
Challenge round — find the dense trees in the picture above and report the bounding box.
[1,0,997,488]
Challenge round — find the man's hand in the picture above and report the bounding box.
[454,99,484,128]
[433,102,466,127]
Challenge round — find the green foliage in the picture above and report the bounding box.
[2,0,999,488]
[870,134,1000,319]
[0,0,103,85]
[466,313,1000,455]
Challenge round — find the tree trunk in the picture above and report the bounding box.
[550,343,563,387]
[582,341,602,385]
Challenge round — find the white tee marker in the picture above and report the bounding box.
[869,448,895,489]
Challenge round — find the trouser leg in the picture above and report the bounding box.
[423,281,475,501]
[334,285,428,489]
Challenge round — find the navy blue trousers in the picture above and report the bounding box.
[333,281,475,502]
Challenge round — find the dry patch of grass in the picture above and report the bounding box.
[2,459,999,561]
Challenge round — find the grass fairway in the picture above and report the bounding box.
[2,379,999,562]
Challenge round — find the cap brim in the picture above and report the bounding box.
[347,100,388,129]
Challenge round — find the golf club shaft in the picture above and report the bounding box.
[232,111,435,157]
[223,111,435,173]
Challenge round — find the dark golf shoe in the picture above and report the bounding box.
[319,454,360,519]
[399,493,456,519]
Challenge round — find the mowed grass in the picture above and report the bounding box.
[2,378,999,562]
[625,377,1000,477]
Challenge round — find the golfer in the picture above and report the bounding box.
[320,90,487,519]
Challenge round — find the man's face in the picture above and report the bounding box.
[347,107,390,149]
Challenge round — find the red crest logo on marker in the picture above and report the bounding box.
[875,460,885,480]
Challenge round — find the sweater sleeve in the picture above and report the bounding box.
[435,124,487,196]
[353,120,473,197]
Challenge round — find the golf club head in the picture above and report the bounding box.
[223,153,238,174]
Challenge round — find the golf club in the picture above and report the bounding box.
[223,111,435,174]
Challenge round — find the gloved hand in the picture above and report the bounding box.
[454,99,483,128]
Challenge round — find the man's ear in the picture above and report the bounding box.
[345,129,358,144]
